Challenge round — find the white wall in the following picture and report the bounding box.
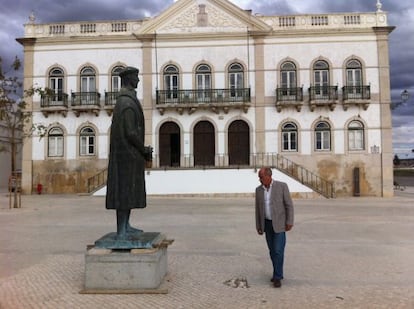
[94,168,313,196]
[30,31,383,161]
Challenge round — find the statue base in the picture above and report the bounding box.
[82,233,173,293]
[94,231,164,249]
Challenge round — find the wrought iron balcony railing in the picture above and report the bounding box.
[71,92,101,107]
[156,88,251,115]
[308,85,338,111]
[71,92,101,116]
[341,85,371,111]
[156,88,251,105]
[40,93,69,108]
[40,93,69,117]
[308,86,338,101]
[276,87,303,102]
[342,85,370,100]
[103,91,119,115]
[105,91,119,106]
[275,87,304,112]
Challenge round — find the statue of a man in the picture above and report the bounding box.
[106,66,152,240]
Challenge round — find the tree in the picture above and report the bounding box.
[0,56,46,207]
[0,56,25,175]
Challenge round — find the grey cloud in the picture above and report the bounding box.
[29,0,173,23]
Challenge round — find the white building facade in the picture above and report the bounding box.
[17,0,394,197]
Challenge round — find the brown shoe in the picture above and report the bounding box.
[273,279,282,288]
[270,277,283,282]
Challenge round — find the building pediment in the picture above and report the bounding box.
[139,0,271,34]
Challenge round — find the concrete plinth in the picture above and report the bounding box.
[83,240,172,293]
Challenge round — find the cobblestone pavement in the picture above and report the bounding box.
[0,189,413,309]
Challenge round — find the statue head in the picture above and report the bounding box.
[119,66,140,89]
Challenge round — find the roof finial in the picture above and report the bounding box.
[376,0,383,12]
[29,10,36,24]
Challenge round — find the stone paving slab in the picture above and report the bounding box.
[0,253,412,309]
[0,190,413,308]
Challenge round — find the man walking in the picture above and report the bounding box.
[255,167,294,288]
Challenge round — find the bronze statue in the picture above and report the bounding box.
[105,66,152,240]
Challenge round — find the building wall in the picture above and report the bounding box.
[17,1,394,197]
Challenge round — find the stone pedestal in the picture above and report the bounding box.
[82,233,173,294]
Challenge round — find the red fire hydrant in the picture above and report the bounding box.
[37,183,43,194]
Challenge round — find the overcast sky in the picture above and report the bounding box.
[1,0,413,154]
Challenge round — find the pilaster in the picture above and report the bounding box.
[253,35,266,155]
[374,26,395,197]
[141,36,154,146]
[18,38,36,194]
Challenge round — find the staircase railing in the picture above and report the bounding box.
[272,154,335,198]
[87,169,107,193]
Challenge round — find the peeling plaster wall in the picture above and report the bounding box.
[33,159,107,194]
[287,154,383,197]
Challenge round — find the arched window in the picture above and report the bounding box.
[282,122,297,151]
[163,65,179,100]
[111,66,124,92]
[49,67,64,102]
[80,66,96,93]
[281,61,297,89]
[48,127,64,157]
[196,64,211,100]
[346,60,362,86]
[315,121,331,151]
[80,127,95,156]
[348,120,364,150]
[346,59,363,98]
[228,63,244,98]
[313,60,329,97]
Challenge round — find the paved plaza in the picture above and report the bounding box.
[0,189,413,308]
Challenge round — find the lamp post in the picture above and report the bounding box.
[391,89,410,110]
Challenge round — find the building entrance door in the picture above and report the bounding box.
[228,120,249,165]
[194,121,215,166]
[159,122,180,167]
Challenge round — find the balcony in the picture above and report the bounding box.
[155,88,251,115]
[40,93,69,117]
[308,86,338,111]
[341,85,370,111]
[275,87,304,112]
[104,91,119,115]
[71,92,101,117]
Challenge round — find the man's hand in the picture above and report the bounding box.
[257,229,263,235]
[285,224,293,231]
[144,146,153,162]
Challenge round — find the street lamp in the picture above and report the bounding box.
[391,89,410,110]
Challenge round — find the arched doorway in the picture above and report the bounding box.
[194,121,215,166]
[159,122,180,167]
[228,120,249,165]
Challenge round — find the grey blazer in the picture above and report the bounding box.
[255,180,294,233]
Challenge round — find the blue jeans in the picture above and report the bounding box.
[264,219,286,280]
